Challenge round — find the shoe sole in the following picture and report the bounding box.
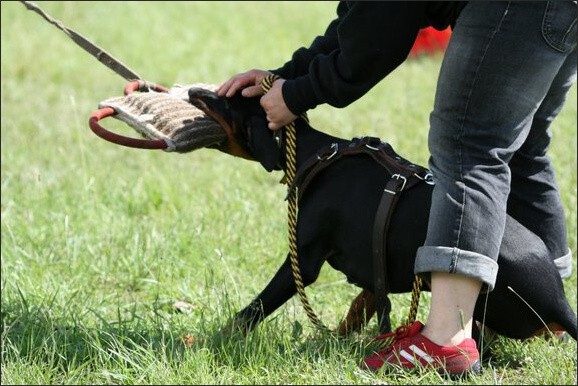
[361,359,482,378]
[438,360,482,379]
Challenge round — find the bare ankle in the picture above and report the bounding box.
[421,323,470,347]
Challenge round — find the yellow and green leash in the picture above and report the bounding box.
[260,74,422,334]
[260,75,328,331]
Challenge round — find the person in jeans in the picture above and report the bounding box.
[217,1,577,376]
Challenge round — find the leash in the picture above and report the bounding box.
[407,276,422,324]
[260,75,328,332]
[20,1,143,82]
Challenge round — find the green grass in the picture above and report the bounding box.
[2,1,576,384]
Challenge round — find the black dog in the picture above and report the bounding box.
[187,87,577,343]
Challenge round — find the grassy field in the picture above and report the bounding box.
[1,2,576,385]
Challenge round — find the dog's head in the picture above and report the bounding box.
[188,88,282,172]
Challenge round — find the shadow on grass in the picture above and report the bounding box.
[0,296,194,371]
[0,292,365,376]
[6,289,565,381]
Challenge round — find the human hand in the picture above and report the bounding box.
[260,78,297,130]
[216,69,273,98]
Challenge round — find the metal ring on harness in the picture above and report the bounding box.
[88,81,171,150]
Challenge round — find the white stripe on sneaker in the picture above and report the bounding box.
[399,349,416,364]
[399,344,435,365]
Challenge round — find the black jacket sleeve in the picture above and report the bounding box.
[270,1,458,116]
[270,1,348,80]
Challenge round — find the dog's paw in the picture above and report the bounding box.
[220,318,251,337]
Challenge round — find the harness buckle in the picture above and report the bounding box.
[317,142,339,160]
[384,173,407,194]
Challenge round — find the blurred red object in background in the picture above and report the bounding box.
[409,27,452,57]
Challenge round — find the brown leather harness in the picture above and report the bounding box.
[290,136,433,333]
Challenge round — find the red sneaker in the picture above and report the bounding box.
[362,321,481,377]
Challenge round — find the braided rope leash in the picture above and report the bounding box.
[261,74,423,334]
[260,75,328,332]
[407,276,422,324]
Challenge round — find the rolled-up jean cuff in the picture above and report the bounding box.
[414,246,500,293]
[554,249,573,280]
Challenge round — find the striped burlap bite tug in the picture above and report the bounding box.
[97,84,226,153]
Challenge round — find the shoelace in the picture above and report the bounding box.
[371,323,420,351]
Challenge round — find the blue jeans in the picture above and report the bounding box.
[415,1,577,291]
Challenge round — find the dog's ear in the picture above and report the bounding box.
[247,114,282,172]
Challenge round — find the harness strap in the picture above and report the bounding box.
[293,136,430,200]
[373,174,407,333]
[293,136,431,333]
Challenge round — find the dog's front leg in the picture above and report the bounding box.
[224,255,310,335]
